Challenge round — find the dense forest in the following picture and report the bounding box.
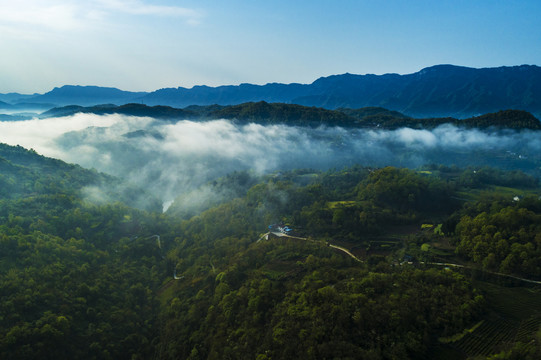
[1,143,541,359]
[39,102,541,130]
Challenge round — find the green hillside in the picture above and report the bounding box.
[40,102,541,130]
[0,143,161,211]
[1,145,540,359]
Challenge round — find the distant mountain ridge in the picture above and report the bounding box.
[25,85,148,107]
[299,64,541,118]
[139,64,541,118]
[41,102,541,130]
[2,64,540,118]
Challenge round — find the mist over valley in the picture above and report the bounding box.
[1,110,540,213]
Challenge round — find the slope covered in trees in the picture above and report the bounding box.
[0,144,167,358]
[41,102,541,130]
[0,143,161,211]
[1,143,541,359]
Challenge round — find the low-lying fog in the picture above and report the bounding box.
[1,114,540,208]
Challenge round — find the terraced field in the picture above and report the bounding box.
[451,317,518,357]
[478,282,541,320]
[515,315,541,343]
[444,282,541,358]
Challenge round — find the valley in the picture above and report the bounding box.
[1,139,541,358]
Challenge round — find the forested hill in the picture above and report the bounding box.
[42,102,541,130]
[212,103,541,129]
[1,141,541,358]
[40,103,196,120]
[0,143,161,211]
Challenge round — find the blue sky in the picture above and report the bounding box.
[0,0,540,93]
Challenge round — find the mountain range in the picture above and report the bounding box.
[40,102,541,131]
[1,64,540,118]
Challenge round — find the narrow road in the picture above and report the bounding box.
[424,262,541,284]
[173,268,184,280]
[259,231,541,282]
[259,231,363,262]
[329,244,362,262]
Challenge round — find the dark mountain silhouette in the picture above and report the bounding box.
[25,85,148,107]
[2,65,540,118]
[139,82,308,108]
[41,103,195,119]
[294,65,541,118]
[10,102,56,111]
[137,64,541,118]
[41,102,541,130]
[0,100,12,109]
[0,92,36,104]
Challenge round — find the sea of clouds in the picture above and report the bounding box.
[1,114,540,207]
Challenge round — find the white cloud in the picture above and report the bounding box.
[395,128,438,148]
[0,1,83,31]
[1,114,540,203]
[0,0,202,32]
[101,0,202,21]
[0,113,124,157]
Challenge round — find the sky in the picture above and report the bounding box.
[0,0,540,94]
